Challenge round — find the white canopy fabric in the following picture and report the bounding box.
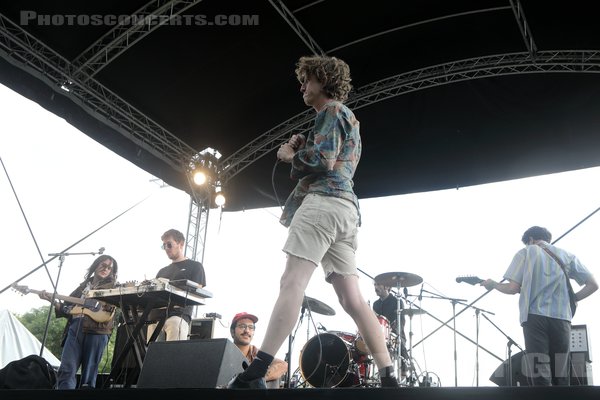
[0,309,60,368]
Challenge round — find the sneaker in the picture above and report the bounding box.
[227,373,267,389]
[380,376,399,388]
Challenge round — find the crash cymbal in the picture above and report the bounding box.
[402,308,426,318]
[374,272,423,288]
[302,296,335,316]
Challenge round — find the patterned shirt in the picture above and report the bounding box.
[503,241,591,324]
[280,100,361,227]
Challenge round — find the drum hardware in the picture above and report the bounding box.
[354,314,391,356]
[284,294,335,388]
[374,272,423,289]
[302,295,336,316]
[401,308,426,318]
[375,271,423,385]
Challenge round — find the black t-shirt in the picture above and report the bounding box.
[373,293,406,342]
[147,259,206,321]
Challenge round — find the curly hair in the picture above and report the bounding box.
[521,226,552,244]
[295,56,353,102]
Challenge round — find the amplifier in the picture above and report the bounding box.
[571,324,591,362]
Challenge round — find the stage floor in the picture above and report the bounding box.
[1,386,600,400]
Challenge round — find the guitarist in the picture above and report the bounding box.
[482,226,597,386]
[39,254,118,389]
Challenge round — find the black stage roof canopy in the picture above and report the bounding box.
[1,1,600,211]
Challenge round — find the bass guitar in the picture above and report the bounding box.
[12,284,115,323]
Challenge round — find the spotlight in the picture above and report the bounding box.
[214,192,226,207]
[192,169,208,186]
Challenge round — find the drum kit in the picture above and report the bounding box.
[295,271,425,388]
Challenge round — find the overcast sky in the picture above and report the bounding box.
[1,82,599,387]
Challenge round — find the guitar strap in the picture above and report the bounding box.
[540,245,577,315]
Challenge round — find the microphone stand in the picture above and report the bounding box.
[480,312,524,386]
[0,194,151,297]
[469,304,495,386]
[285,304,308,388]
[419,289,472,387]
[39,248,104,354]
[405,293,502,363]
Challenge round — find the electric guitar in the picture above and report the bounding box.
[455,276,484,285]
[12,284,115,323]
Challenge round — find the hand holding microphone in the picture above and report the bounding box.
[277,134,306,163]
[288,134,306,150]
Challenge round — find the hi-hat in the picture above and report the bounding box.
[302,296,335,316]
[374,272,423,288]
[402,308,426,318]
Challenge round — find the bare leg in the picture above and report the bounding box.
[330,273,393,369]
[259,255,316,355]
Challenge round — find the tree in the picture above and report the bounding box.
[17,306,117,372]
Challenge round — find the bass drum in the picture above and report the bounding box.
[299,333,359,387]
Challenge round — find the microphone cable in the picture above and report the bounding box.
[271,158,285,212]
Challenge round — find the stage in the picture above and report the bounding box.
[1,386,600,400]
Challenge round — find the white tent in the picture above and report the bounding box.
[0,309,60,369]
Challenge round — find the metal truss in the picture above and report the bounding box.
[3,9,599,261]
[0,13,198,173]
[185,195,210,263]
[72,0,201,79]
[509,0,537,57]
[268,0,324,56]
[326,6,511,54]
[219,50,600,185]
[3,11,600,193]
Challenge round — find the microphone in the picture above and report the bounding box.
[403,287,408,298]
[317,322,327,331]
[418,283,424,301]
[288,134,306,150]
[98,247,105,255]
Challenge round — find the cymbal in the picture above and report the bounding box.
[402,308,426,317]
[374,272,423,288]
[302,296,335,316]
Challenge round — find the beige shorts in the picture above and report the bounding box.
[283,193,359,282]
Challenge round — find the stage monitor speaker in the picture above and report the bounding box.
[490,351,529,386]
[137,339,247,388]
[490,350,593,386]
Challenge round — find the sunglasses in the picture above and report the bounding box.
[161,242,176,250]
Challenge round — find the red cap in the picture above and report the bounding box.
[231,312,258,328]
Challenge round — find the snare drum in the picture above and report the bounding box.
[376,315,391,340]
[355,314,391,355]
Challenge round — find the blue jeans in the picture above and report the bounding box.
[56,318,109,389]
[522,314,571,386]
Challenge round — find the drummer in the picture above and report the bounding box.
[373,283,409,376]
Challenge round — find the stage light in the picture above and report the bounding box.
[192,169,208,186]
[214,192,226,207]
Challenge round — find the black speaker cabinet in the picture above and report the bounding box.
[490,350,593,386]
[190,318,215,340]
[137,339,247,388]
